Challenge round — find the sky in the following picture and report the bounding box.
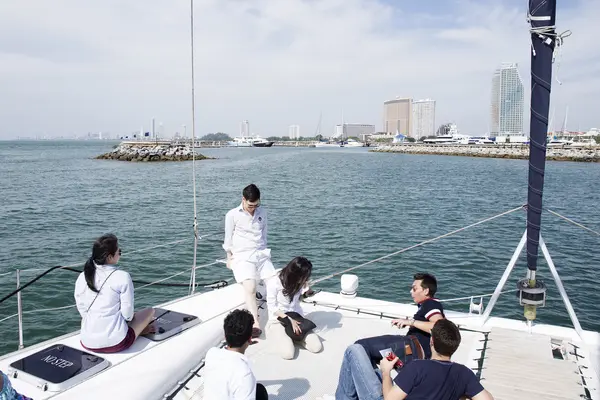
[0,0,598,139]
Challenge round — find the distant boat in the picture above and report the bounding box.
[343,138,365,147]
[251,137,274,147]
[315,141,344,148]
[227,135,273,147]
[227,136,253,147]
[547,137,573,147]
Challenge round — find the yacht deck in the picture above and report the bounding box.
[174,289,596,400]
[0,284,597,400]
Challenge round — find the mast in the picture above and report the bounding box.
[341,109,345,140]
[548,107,555,136]
[189,0,199,292]
[314,112,322,138]
[486,0,579,344]
[561,105,569,135]
[525,0,557,280]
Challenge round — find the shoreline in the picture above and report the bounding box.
[370,144,600,163]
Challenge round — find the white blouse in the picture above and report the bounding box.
[74,264,134,348]
[265,269,309,321]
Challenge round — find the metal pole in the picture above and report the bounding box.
[17,269,24,349]
[189,0,199,295]
[539,236,584,339]
[539,235,599,383]
[482,230,527,322]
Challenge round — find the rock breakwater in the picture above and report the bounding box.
[96,142,211,162]
[370,144,600,162]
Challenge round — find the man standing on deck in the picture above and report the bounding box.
[355,273,445,362]
[223,184,275,338]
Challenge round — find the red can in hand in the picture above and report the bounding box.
[386,352,404,369]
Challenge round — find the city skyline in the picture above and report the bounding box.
[1,1,598,139]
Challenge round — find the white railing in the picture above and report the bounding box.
[0,232,226,350]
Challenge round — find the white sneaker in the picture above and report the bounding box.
[317,395,335,400]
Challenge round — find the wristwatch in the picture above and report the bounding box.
[408,318,415,326]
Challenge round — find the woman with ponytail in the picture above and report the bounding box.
[74,234,155,353]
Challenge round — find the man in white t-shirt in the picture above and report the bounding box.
[203,309,269,400]
[223,184,276,338]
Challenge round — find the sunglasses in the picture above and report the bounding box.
[245,201,260,209]
[118,248,122,256]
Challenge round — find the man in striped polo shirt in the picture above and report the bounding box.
[355,273,445,362]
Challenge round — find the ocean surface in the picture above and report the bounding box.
[0,140,599,356]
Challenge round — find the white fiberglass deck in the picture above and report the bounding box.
[175,289,599,400]
[0,284,598,399]
[0,285,248,399]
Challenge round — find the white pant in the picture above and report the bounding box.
[267,321,323,360]
[231,249,275,283]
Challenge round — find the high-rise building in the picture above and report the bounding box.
[288,125,300,139]
[333,123,375,139]
[240,120,250,137]
[383,98,412,136]
[490,63,524,136]
[412,99,436,139]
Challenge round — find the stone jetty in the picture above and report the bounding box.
[96,142,211,162]
[370,144,600,162]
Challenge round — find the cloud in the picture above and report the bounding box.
[0,0,598,138]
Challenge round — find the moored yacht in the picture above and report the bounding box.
[314,140,344,148]
[250,136,274,147]
[228,135,274,147]
[423,135,459,144]
[227,136,253,147]
[547,137,573,147]
[343,138,365,147]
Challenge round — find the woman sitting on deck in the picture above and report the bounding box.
[265,256,323,359]
[74,234,155,353]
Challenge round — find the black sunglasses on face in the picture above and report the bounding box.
[245,201,260,208]
[118,248,122,256]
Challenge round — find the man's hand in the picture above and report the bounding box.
[380,356,398,375]
[226,255,232,269]
[391,319,412,328]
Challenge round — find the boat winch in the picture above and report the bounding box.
[517,276,548,322]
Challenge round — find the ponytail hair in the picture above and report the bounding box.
[85,234,119,292]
